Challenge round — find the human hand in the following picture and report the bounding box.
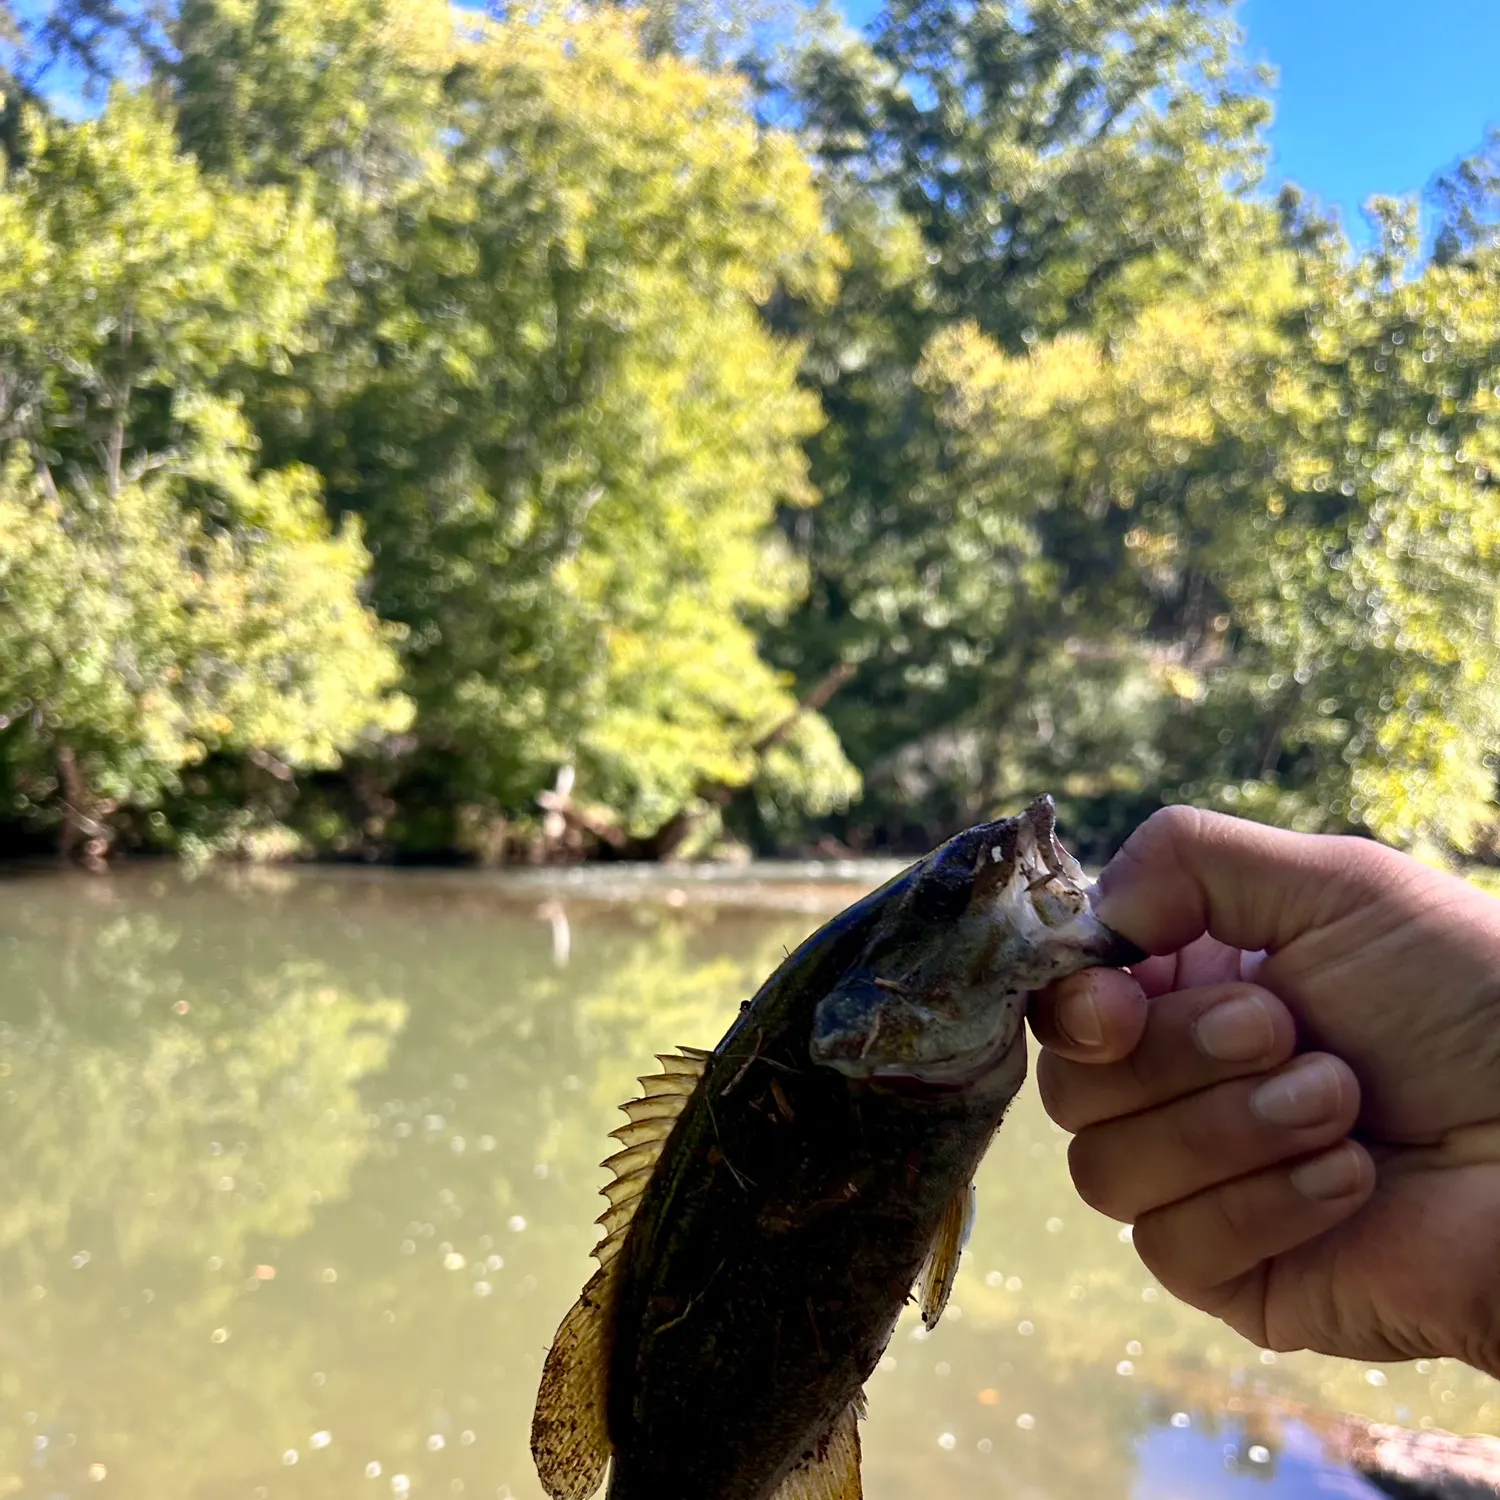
[1029,805,1500,1376]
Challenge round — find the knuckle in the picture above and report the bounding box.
[1067,1130,1128,1219]
[1125,1207,1178,1284]
[1171,1077,1273,1175]
[1034,1055,1079,1130]
[1131,1186,1252,1291]
[1204,1177,1263,1249]
[1136,804,1210,863]
[1166,1091,1231,1171]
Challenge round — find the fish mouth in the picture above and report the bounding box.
[1032,908,1147,971]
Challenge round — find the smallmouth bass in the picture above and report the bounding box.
[532,796,1142,1500]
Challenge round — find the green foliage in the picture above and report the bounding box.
[0,93,408,854]
[762,0,1282,849]
[790,0,1270,341]
[757,2,1500,859]
[907,215,1500,853]
[173,0,452,185]
[4,0,1500,861]
[216,3,858,852]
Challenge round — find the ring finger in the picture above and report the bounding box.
[1067,1051,1362,1223]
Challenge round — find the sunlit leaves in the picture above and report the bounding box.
[229,4,856,846]
[916,226,1500,853]
[0,93,408,847]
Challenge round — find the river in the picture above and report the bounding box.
[0,863,1495,1498]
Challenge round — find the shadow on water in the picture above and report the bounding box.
[0,863,1494,1497]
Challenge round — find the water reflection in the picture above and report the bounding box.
[0,866,1493,1498]
[1132,1418,1390,1498]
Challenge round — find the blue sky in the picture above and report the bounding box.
[19,0,1500,242]
[1238,0,1500,236]
[836,0,1500,242]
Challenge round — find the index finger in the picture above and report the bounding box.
[1029,967,1149,1062]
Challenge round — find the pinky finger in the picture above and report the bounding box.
[1130,1141,1376,1336]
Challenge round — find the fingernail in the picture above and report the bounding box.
[1056,981,1104,1048]
[1193,994,1275,1062]
[1251,1057,1342,1128]
[1239,949,1269,982]
[1290,1144,1365,1201]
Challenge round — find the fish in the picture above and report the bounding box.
[531,794,1143,1500]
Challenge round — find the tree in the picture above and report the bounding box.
[757,0,1273,849]
[790,0,1270,344]
[0,93,408,861]
[1432,129,1500,268]
[174,1,858,858]
[906,202,1500,856]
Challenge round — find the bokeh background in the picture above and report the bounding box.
[2,864,1496,1498]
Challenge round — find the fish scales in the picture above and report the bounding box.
[609,1038,1021,1499]
[532,796,1144,1500]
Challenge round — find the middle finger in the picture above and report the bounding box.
[1038,982,1297,1133]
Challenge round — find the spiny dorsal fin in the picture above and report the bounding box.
[769,1399,863,1500]
[619,1096,683,1123]
[608,1118,671,1149]
[531,1266,614,1500]
[532,1047,711,1497]
[592,1046,709,1268]
[919,1179,976,1330]
[632,1069,699,1097]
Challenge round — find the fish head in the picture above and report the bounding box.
[808,795,1143,1086]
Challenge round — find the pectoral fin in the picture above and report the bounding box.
[769,1399,864,1500]
[919,1179,975,1330]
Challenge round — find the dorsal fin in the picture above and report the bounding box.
[531,1266,614,1500]
[769,1399,863,1500]
[919,1179,975,1330]
[632,1068,699,1097]
[619,1095,684,1123]
[591,1046,708,1267]
[532,1047,711,1498]
[608,1117,672,1150]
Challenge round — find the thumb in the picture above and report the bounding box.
[1092,806,1401,958]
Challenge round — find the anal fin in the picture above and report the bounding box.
[919,1179,975,1330]
[769,1399,863,1500]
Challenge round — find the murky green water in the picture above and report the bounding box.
[0,865,1495,1499]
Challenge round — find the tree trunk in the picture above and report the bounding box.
[536,660,861,861]
[55,744,113,872]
